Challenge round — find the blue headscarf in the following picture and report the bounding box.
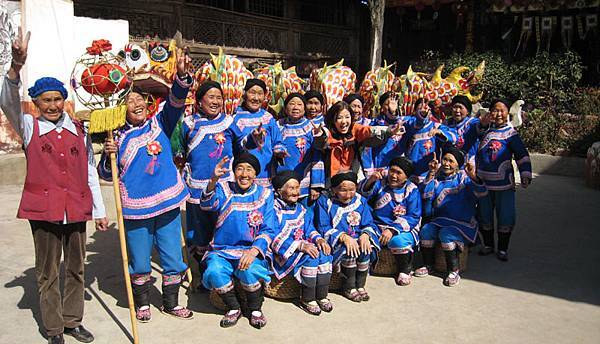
[28,77,68,99]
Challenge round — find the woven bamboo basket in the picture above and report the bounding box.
[329,271,342,291]
[372,248,396,276]
[208,283,247,311]
[434,244,469,273]
[265,274,301,299]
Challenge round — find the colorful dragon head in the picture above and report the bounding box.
[309,59,356,110]
[254,62,305,115]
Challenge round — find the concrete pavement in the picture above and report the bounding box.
[0,174,599,344]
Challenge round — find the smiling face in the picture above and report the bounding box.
[490,102,509,126]
[387,165,408,188]
[416,100,431,118]
[333,180,356,204]
[34,91,65,123]
[234,162,256,191]
[244,85,265,112]
[334,109,352,135]
[441,153,459,176]
[278,178,300,204]
[285,97,305,122]
[452,103,468,122]
[306,98,322,119]
[125,92,148,126]
[200,88,223,118]
[349,99,363,121]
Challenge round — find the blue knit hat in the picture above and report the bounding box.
[28,77,68,99]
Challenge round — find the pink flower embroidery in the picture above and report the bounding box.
[347,211,361,227]
[146,141,162,155]
[295,137,307,162]
[209,133,227,159]
[457,137,465,148]
[423,140,433,154]
[489,140,503,161]
[293,228,304,241]
[247,210,263,237]
[393,205,407,217]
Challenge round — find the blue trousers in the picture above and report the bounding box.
[478,189,516,232]
[124,208,187,276]
[420,223,465,251]
[387,231,417,253]
[202,253,271,292]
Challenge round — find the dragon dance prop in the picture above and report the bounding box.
[195,47,253,115]
[70,39,139,344]
[309,59,356,110]
[253,62,304,115]
[358,61,397,117]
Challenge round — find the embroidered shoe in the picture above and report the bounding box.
[343,289,362,302]
[300,300,321,316]
[496,250,509,262]
[357,288,370,301]
[317,298,334,313]
[249,311,267,329]
[414,266,431,277]
[135,306,152,322]
[160,305,194,320]
[444,271,461,287]
[396,272,412,286]
[220,309,242,328]
[479,246,494,256]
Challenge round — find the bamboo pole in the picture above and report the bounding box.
[107,130,140,344]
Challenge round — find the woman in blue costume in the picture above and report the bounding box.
[99,50,193,321]
[416,146,488,287]
[476,99,532,261]
[315,171,380,302]
[445,95,479,165]
[276,93,325,199]
[270,170,334,315]
[231,79,287,187]
[180,81,240,268]
[200,153,276,329]
[360,157,422,286]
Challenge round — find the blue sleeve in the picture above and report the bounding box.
[253,190,276,258]
[358,179,382,200]
[157,74,192,138]
[437,123,457,144]
[402,186,422,230]
[229,120,246,155]
[315,196,342,247]
[199,183,226,212]
[269,117,287,153]
[421,178,437,217]
[305,209,323,242]
[97,153,113,181]
[466,174,488,199]
[359,201,381,250]
[509,133,533,179]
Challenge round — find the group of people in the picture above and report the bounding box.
[2,33,532,344]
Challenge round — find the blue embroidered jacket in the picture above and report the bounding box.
[232,106,286,187]
[200,182,276,261]
[98,75,191,219]
[406,115,457,180]
[422,171,488,243]
[277,117,325,197]
[446,116,481,164]
[476,124,532,191]
[271,198,323,279]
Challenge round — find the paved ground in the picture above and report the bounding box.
[0,174,599,344]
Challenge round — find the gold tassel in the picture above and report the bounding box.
[89,105,126,134]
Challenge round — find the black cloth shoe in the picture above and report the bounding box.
[47,334,64,344]
[64,325,94,343]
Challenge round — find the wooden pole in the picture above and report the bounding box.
[180,227,194,292]
[107,130,140,344]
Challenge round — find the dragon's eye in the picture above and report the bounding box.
[131,49,141,61]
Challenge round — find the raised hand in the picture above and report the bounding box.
[212,156,230,180]
[364,170,384,190]
[387,93,399,114]
[311,122,324,137]
[103,137,118,155]
[465,160,477,180]
[389,123,406,137]
[176,47,191,78]
[252,123,266,149]
[358,233,372,254]
[10,28,30,77]
[428,152,440,173]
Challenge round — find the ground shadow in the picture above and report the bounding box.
[4,268,46,339]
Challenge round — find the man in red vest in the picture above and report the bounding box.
[1,30,108,344]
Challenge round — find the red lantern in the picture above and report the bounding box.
[81,63,128,95]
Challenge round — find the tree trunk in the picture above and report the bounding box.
[368,0,386,70]
[465,0,475,53]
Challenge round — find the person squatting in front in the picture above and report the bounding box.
[360,157,422,286]
[270,170,334,315]
[476,99,532,261]
[98,48,193,321]
[315,171,380,302]
[417,146,488,287]
[200,153,276,329]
